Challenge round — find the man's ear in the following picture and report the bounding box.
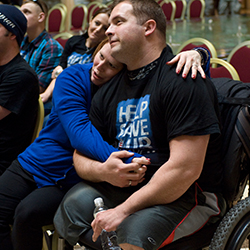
[9,32,16,41]
[38,12,46,23]
[143,19,156,36]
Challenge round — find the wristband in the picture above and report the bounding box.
[193,47,211,78]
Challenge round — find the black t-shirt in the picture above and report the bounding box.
[89,46,223,193]
[59,32,96,69]
[0,54,39,175]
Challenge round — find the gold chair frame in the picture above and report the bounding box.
[176,37,218,59]
[210,58,240,81]
[69,4,88,32]
[31,96,44,143]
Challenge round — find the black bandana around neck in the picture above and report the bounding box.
[127,60,158,81]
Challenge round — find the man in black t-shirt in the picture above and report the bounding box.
[54,1,226,249]
[0,5,39,175]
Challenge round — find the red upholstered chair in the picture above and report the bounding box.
[54,3,67,14]
[174,0,186,20]
[160,0,176,22]
[87,1,106,24]
[210,58,240,80]
[69,4,88,33]
[176,37,218,59]
[187,0,205,19]
[46,4,67,33]
[227,40,250,83]
[53,32,73,48]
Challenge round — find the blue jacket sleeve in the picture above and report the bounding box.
[53,64,141,163]
[193,47,211,78]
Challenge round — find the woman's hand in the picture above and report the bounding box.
[167,50,206,79]
[51,65,63,79]
[40,92,50,103]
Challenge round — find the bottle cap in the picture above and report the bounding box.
[94,197,104,206]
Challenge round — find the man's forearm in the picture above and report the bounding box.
[114,135,210,217]
[73,150,148,187]
[91,134,210,241]
[73,150,105,182]
[0,106,11,120]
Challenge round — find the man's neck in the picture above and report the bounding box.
[126,44,165,71]
[27,26,44,42]
[0,49,19,66]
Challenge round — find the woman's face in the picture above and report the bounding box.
[88,13,109,45]
[91,43,124,86]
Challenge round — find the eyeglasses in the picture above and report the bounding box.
[30,0,45,13]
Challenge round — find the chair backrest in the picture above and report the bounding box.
[187,0,205,19]
[87,1,105,24]
[53,32,73,48]
[174,0,186,20]
[46,4,67,33]
[210,58,240,81]
[31,96,44,143]
[53,3,67,13]
[69,4,88,32]
[176,37,218,58]
[160,0,176,22]
[227,40,250,83]
[106,1,113,7]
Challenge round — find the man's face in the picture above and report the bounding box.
[0,24,11,51]
[21,2,41,30]
[105,2,145,63]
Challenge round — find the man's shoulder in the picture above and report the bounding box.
[8,55,38,80]
[38,31,63,51]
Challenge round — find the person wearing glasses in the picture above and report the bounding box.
[20,0,63,116]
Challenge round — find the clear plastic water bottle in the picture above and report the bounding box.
[93,197,121,250]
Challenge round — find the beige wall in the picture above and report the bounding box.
[61,0,74,31]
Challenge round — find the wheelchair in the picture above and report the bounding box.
[161,192,250,250]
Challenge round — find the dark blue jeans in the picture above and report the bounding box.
[0,160,67,250]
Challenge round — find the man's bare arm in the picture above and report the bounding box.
[0,106,11,120]
[92,134,210,241]
[73,150,149,188]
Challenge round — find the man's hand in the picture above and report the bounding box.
[101,151,149,188]
[91,205,127,242]
[73,150,150,187]
[166,50,206,79]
